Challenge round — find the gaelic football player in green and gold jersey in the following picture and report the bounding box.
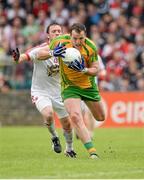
[36,23,105,159]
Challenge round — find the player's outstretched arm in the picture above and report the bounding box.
[36,43,66,60]
[12,43,66,63]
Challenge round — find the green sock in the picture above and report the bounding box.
[84,142,96,154]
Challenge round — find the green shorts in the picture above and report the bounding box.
[61,86,101,101]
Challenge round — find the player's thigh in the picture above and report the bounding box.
[64,98,85,126]
[81,101,90,125]
[83,110,96,128]
[85,100,105,121]
[31,93,53,116]
[51,96,69,119]
[64,98,82,115]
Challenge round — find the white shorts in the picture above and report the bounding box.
[31,92,68,119]
[81,101,88,112]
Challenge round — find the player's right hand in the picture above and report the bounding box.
[53,43,66,58]
[68,57,85,72]
[12,48,20,62]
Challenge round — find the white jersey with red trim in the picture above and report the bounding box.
[95,55,106,84]
[27,43,61,97]
[98,55,105,71]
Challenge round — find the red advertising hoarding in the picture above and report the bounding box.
[55,92,144,128]
[100,92,144,127]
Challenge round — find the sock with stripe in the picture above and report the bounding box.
[84,141,97,155]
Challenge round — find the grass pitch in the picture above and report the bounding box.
[0,126,144,179]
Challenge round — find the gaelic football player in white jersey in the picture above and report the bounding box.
[12,22,76,158]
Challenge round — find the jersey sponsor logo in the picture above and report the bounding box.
[45,57,59,76]
[47,64,59,76]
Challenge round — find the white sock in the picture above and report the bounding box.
[63,130,73,151]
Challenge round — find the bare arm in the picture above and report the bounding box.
[84,61,99,76]
[36,46,52,60]
[18,53,30,63]
[12,48,30,64]
[12,46,52,63]
[35,43,66,60]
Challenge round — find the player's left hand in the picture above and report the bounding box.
[53,42,66,58]
[68,57,87,73]
[12,48,20,63]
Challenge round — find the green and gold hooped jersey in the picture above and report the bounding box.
[49,34,98,91]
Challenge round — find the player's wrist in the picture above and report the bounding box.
[48,50,54,57]
[82,67,88,73]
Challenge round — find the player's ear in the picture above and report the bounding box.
[47,34,50,39]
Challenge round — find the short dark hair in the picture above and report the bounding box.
[70,23,86,34]
[46,22,62,33]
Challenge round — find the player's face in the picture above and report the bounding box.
[48,25,62,40]
[71,30,86,49]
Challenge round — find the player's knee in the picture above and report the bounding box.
[70,112,81,126]
[63,124,71,132]
[61,118,72,132]
[44,111,53,123]
[97,113,105,121]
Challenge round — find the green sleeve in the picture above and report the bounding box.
[49,38,58,50]
[90,51,98,63]
[49,34,70,50]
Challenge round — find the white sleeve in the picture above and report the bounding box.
[98,55,105,71]
[27,47,43,62]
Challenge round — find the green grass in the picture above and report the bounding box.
[0,126,144,179]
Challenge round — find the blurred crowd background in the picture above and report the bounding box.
[0,0,144,92]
